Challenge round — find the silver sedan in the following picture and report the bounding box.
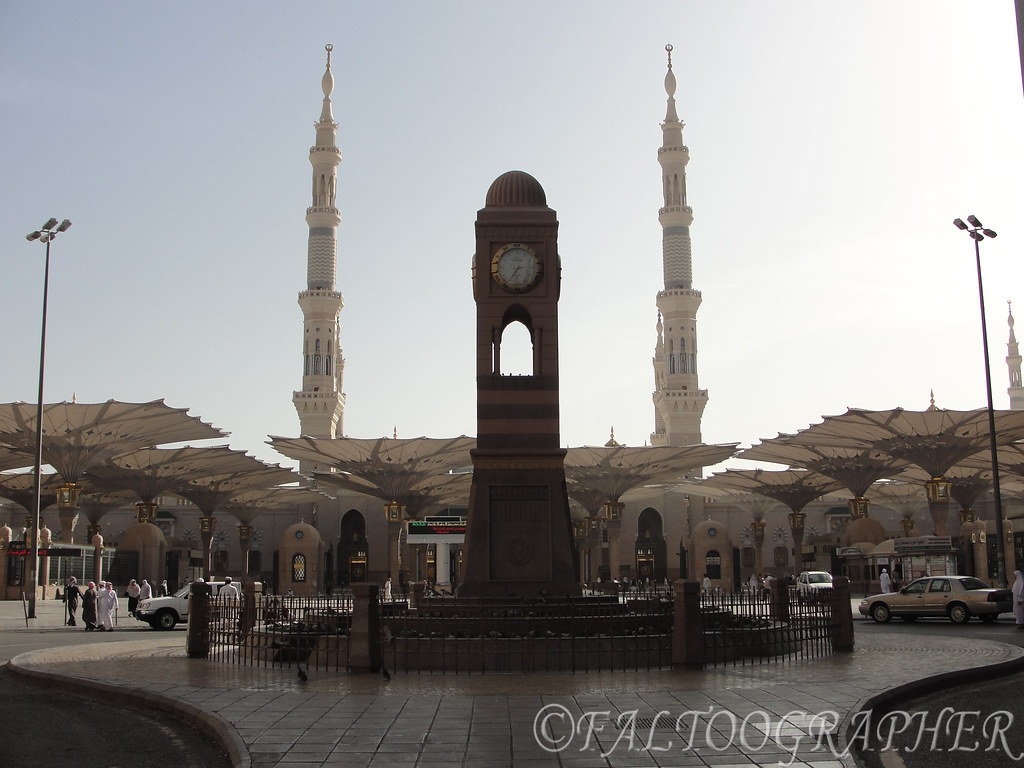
[858,575,1012,624]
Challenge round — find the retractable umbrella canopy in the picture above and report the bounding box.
[0,400,226,483]
[269,435,476,516]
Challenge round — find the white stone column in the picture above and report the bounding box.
[435,542,451,586]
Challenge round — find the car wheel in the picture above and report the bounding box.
[871,603,892,623]
[948,603,970,624]
[153,610,178,630]
[980,613,999,624]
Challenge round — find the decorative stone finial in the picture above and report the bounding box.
[665,43,673,69]
[326,43,333,70]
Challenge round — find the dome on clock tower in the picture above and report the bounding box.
[485,170,547,207]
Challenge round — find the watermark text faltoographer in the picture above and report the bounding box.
[532,704,1024,766]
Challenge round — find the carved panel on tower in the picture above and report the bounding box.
[488,485,551,582]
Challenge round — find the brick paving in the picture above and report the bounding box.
[6,600,1024,768]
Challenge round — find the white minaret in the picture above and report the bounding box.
[1007,302,1024,410]
[293,44,346,448]
[651,44,708,447]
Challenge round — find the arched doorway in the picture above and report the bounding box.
[635,507,667,585]
[705,549,722,579]
[337,510,368,586]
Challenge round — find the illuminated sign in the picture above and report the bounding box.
[406,518,466,543]
[6,547,83,558]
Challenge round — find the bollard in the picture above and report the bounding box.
[186,581,213,659]
[672,579,704,668]
[830,575,855,652]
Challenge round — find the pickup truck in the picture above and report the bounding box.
[135,581,243,630]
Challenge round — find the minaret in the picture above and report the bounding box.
[651,44,708,447]
[1007,302,1024,410]
[293,44,346,453]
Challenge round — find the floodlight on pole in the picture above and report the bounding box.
[954,214,1007,588]
[24,217,72,619]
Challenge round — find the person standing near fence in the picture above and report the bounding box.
[158,579,168,596]
[1013,570,1024,629]
[139,579,153,603]
[879,568,892,594]
[63,576,81,626]
[220,576,239,599]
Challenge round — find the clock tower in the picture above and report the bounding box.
[460,170,579,597]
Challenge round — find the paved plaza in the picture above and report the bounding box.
[4,598,1023,768]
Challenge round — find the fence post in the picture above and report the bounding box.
[672,579,704,668]
[238,580,258,641]
[772,578,790,622]
[410,580,425,610]
[349,583,381,672]
[830,575,855,652]
[186,581,212,658]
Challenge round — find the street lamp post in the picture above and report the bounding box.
[25,218,71,619]
[953,215,1006,588]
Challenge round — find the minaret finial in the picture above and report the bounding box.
[928,389,938,411]
[663,44,678,114]
[326,43,333,70]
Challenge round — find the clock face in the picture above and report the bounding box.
[491,243,542,292]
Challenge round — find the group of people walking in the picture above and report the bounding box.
[61,577,118,630]
[60,575,166,630]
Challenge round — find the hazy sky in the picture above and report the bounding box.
[3,2,1023,474]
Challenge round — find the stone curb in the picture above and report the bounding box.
[5,656,251,768]
[839,642,1024,768]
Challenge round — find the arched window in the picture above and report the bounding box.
[668,339,676,374]
[292,553,307,582]
[500,320,533,375]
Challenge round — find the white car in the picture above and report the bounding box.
[135,581,241,630]
[795,571,833,596]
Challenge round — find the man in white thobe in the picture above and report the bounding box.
[96,582,118,631]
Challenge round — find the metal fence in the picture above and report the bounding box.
[699,586,835,667]
[381,595,672,674]
[205,583,840,673]
[207,593,353,671]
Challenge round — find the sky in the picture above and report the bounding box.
[2,2,1024,475]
